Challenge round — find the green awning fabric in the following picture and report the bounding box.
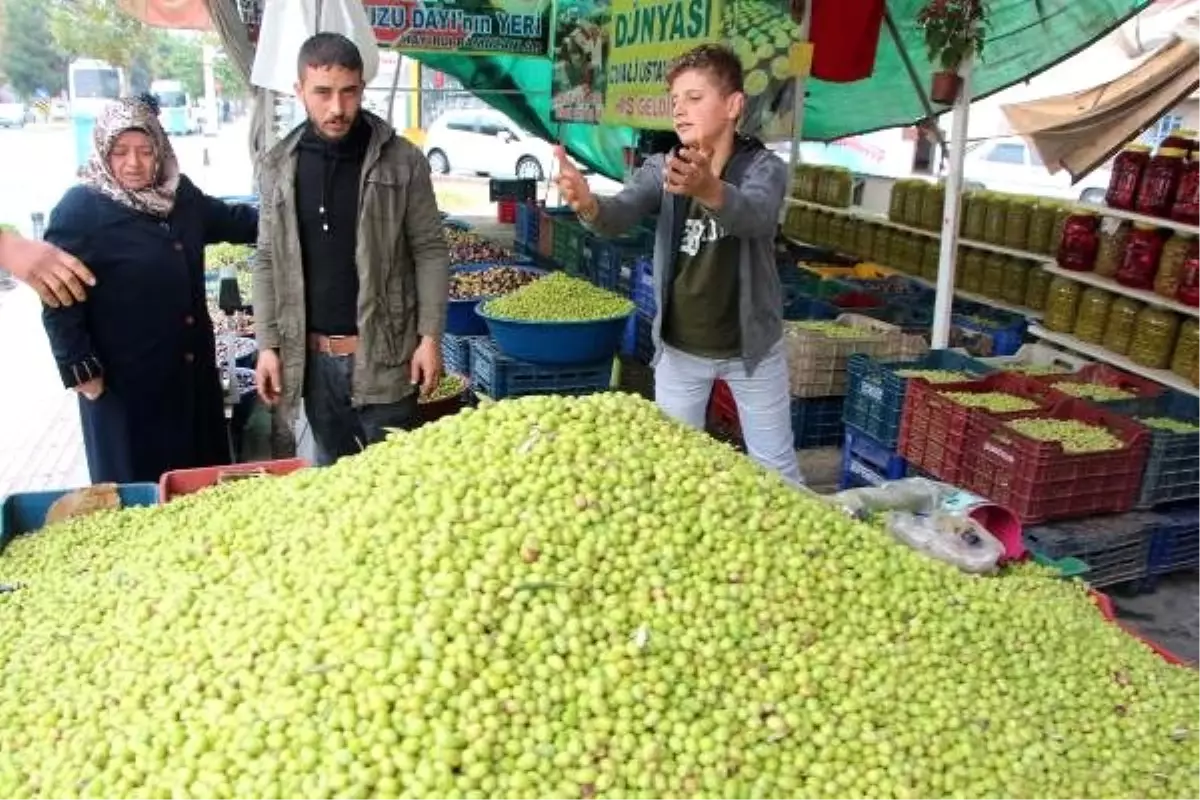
[411,0,1152,181]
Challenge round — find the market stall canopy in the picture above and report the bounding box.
[1001,32,1199,182]
[409,0,1155,180]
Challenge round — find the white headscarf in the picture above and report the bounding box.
[80,97,181,218]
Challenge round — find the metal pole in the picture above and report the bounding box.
[784,8,812,204]
[883,9,947,153]
[931,59,972,350]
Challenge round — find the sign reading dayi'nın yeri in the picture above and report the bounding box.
[602,0,721,129]
[365,0,552,57]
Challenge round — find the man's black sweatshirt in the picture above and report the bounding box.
[295,116,371,336]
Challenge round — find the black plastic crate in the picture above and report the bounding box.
[792,395,844,449]
[1135,390,1199,509]
[489,178,537,202]
[468,337,613,400]
[1023,511,1162,589]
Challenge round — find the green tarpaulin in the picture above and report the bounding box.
[411,0,1152,180]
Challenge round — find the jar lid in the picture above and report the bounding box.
[1158,147,1187,158]
[1123,143,1152,153]
[1133,222,1159,231]
[1173,128,1197,139]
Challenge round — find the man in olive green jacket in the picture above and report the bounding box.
[254,33,449,466]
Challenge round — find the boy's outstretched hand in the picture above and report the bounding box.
[554,146,597,219]
[665,146,723,208]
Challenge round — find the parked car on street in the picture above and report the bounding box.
[423,108,555,181]
[0,102,27,129]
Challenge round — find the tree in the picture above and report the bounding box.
[152,31,203,97]
[48,0,156,93]
[1,0,67,98]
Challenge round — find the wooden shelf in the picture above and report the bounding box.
[1029,324,1199,397]
[1040,264,1199,320]
[1077,202,1200,236]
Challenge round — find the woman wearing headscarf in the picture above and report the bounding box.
[41,97,259,485]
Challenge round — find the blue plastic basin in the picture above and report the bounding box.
[477,304,634,365]
[446,264,547,336]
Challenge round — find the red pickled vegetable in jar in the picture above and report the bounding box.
[1056,212,1100,271]
[1161,128,1198,160]
[1136,147,1186,217]
[1117,222,1166,290]
[1171,155,1199,225]
[1178,251,1199,307]
[1106,143,1151,211]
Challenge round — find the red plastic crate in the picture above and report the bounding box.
[963,399,1149,524]
[496,199,517,224]
[159,458,310,502]
[1031,363,1166,417]
[898,372,1059,485]
[1089,590,1189,666]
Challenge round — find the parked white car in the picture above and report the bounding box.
[423,108,555,181]
[0,102,27,129]
[963,136,1111,201]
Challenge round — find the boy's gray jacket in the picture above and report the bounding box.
[585,141,786,375]
[253,111,449,411]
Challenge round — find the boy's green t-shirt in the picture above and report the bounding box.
[661,196,741,359]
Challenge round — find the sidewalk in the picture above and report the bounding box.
[0,284,89,496]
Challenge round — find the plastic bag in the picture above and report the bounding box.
[830,477,946,519]
[886,511,1005,574]
[251,0,380,95]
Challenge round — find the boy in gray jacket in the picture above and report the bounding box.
[556,43,802,485]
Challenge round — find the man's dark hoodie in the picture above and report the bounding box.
[295,115,371,336]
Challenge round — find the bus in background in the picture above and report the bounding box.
[68,59,123,170]
[151,79,200,136]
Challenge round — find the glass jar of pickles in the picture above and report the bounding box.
[1004,196,1033,250]
[1044,275,1082,333]
[827,167,854,208]
[964,191,987,240]
[1073,286,1113,344]
[981,252,1007,298]
[1094,219,1130,278]
[855,221,877,260]
[796,164,820,201]
[813,210,831,248]
[1153,233,1195,299]
[1026,201,1057,254]
[1102,297,1143,355]
[922,239,941,280]
[962,248,986,292]
[1001,258,1031,306]
[904,182,926,227]
[1129,307,1181,369]
[829,215,848,253]
[1024,266,1052,311]
[889,180,909,222]
[984,194,1008,244]
[1050,204,1074,256]
[1171,319,1199,379]
[921,183,945,231]
[872,226,892,266]
[1057,211,1101,271]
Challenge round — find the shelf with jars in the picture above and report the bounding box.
[1078,131,1200,236]
[1030,324,1199,398]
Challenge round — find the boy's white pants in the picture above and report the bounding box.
[654,340,805,486]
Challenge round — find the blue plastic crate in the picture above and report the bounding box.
[621,313,655,364]
[838,455,894,490]
[783,294,838,321]
[1135,390,1200,509]
[1,483,160,550]
[951,303,1028,357]
[468,337,613,400]
[442,333,485,377]
[843,424,908,480]
[843,350,993,449]
[588,235,651,293]
[514,202,540,252]
[791,396,844,449]
[1023,511,1162,589]
[632,258,656,319]
[1146,503,1200,577]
